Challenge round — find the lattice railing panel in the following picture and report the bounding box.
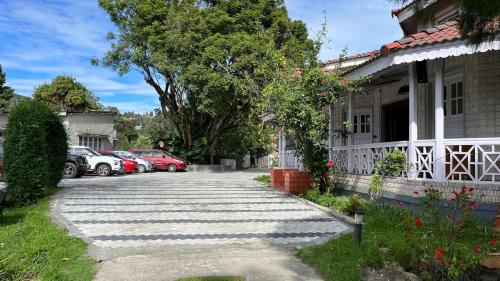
[415,144,434,180]
[445,140,500,183]
[331,149,348,172]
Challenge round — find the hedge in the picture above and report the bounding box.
[4,100,67,205]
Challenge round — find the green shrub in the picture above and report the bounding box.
[42,107,68,187]
[4,100,67,205]
[369,149,406,201]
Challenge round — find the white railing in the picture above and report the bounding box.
[255,155,276,169]
[328,138,500,184]
[444,138,500,183]
[281,150,303,169]
[278,138,500,183]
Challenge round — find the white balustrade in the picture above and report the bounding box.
[280,138,500,183]
[444,138,500,183]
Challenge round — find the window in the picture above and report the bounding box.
[353,114,371,134]
[79,136,104,150]
[444,81,463,116]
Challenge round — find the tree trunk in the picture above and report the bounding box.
[319,176,327,194]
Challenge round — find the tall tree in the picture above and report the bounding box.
[96,0,316,163]
[392,0,499,45]
[0,64,15,113]
[33,76,102,112]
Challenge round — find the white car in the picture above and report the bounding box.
[68,146,123,176]
[113,150,154,173]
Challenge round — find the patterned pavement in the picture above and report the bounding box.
[53,171,350,250]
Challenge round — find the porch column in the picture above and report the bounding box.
[278,130,286,168]
[408,63,418,179]
[347,93,354,173]
[328,104,334,160]
[434,60,446,181]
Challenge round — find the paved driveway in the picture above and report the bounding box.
[52,171,350,281]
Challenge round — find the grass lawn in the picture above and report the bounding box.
[297,204,413,281]
[253,175,270,185]
[0,197,96,281]
[176,277,246,281]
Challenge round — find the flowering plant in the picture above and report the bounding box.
[398,187,496,280]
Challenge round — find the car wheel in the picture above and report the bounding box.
[64,163,77,178]
[96,164,111,176]
[138,165,146,173]
[167,164,177,172]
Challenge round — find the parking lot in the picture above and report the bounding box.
[52,171,351,281]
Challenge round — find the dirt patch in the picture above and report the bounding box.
[362,265,420,281]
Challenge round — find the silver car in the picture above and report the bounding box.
[113,151,154,173]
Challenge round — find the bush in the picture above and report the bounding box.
[398,187,496,280]
[43,107,68,187]
[4,100,67,205]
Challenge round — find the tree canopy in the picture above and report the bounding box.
[97,0,317,163]
[0,64,15,113]
[392,0,500,45]
[33,76,102,112]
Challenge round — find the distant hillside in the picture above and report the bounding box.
[8,94,30,108]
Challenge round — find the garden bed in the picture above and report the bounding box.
[297,188,500,281]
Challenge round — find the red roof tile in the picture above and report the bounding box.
[321,50,380,66]
[381,20,460,56]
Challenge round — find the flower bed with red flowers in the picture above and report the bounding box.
[298,186,498,281]
[397,187,497,280]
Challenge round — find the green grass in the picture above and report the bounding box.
[0,197,97,281]
[253,175,270,185]
[300,189,370,216]
[297,205,413,281]
[176,277,246,281]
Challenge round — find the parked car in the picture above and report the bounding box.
[113,150,154,173]
[64,154,89,178]
[129,149,187,172]
[68,146,123,176]
[98,150,138,174]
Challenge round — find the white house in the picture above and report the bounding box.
[279,0,500,203]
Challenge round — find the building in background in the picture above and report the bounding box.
[0,111,117,150]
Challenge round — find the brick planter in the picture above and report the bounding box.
[270,168,298,189]
[283,171,311,194]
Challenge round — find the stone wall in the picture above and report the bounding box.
[341,174,500,203]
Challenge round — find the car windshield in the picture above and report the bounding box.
[111,152,122,159]
[86,148,101,156]
[120,152,136,159]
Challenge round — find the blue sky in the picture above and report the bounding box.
[0,0,402,113]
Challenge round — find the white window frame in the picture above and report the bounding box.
[443,72,464,117]
[353,113,371,134]
[79,135,104,150]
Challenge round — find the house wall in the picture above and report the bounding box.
[62,113,116,150]
[329,50,500,147]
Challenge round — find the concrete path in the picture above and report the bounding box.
[52,171,351,281]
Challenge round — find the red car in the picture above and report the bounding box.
[128,149,187,172]
[98,150,138,174]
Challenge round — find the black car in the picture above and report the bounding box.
[64,154,89,178]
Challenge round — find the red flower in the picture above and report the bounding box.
[447,212,453,219]
[434,247,446,264]
[468,187,474,193]
[473,247,481,254]
[327,160,334,167]
[341,79,347,86]
[415,217,423,228]
[456,220,462,226]
[413,191,419,195]
[470,201,478,209]
[491,237,498,246]
[318,92,326,97]
[395,201,403,207]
